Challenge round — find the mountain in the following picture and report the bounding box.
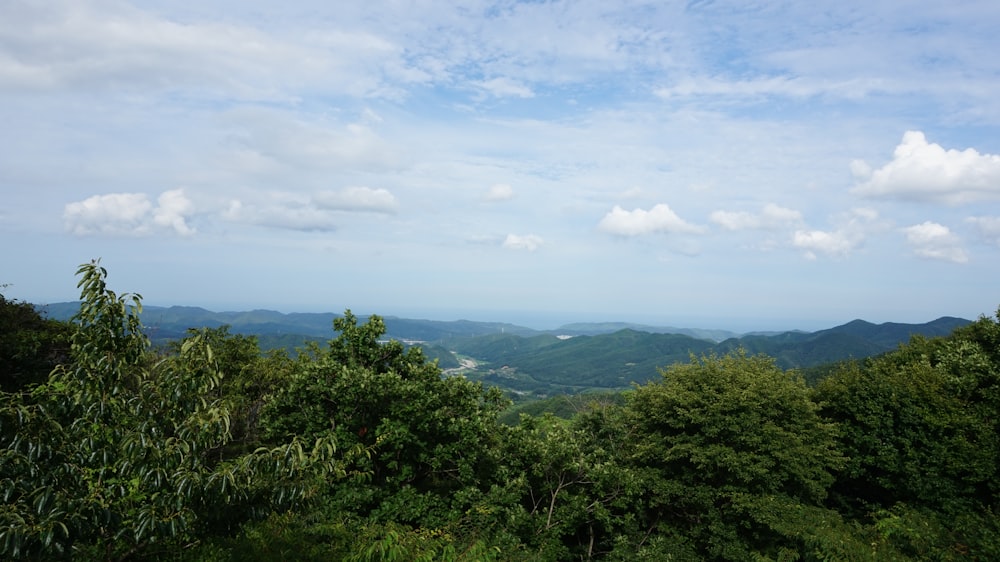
[36,302,972,392]
[714,316,972,368]
[814,317,970,347]
[553,322,738,342]
[36,303,541,343]
[445,317,973,393]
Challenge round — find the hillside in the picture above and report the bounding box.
[553,322,738,341]
[37,302,973,394]
[37,303,542,343]
[444,317,973,394]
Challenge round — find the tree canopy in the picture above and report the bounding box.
[2,262,998,560]
[0,262,352,561]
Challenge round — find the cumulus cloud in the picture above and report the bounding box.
[502,233,543,251]
[851,131,1000,205]
[966,216,1000,247]
[792,208,884,259]
[902,222,968,263]
[792,230,853,260]
[485,183,515,202]
[313,186,397,213]
[64,193,152,236]
[64,189,194,236]
[152,189,196,236]
[598,204,705,237]
[849,159,872,180]
[710,203,803,231]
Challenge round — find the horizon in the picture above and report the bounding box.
[27,296,985,335]
[3,2,999,330]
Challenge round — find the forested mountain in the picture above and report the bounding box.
[443,318,971,393]
[550,321,739,341]
[5,265,1000,560]
[714,316,970,368]
[37,302,972,395]
[37,303,542,342]
[447,330,716,392]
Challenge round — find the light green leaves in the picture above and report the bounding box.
[0,262,352,560]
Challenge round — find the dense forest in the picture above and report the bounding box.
[2,262,999,560]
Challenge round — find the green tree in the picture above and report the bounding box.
[488,412,643,560]
[620,351,859,560]
[168,326,295,453]
[0,261,351,560]
[816,308,1000,558]
[0,292,72,392]
[261,310,510,529]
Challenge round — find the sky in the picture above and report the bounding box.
[2,0,1000,331]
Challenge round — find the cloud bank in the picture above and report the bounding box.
[64,189,195,237]
[852,131,1000,205]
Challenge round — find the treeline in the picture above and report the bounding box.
[1,262,998,560]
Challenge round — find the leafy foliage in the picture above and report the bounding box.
[0,261,352,561]
[498,392,625,426]
[494,412,644,559]
[0,293,72,392]
[817,308,1000,558]
[621,351,850,559]
[4,262,997,560]
[262,310,510,528]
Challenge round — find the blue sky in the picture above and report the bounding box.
[2,0,999,331]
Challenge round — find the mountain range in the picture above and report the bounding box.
[38,302,971,394]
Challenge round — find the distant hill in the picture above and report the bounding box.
[447,329,716,390]
[554,322,738,342]
[714,316,970,367]
[444,317,973,392]
[36,303,541,344]
[36,302,972,392]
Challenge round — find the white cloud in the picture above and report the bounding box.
[902,221,968,263]
[222,108,401,174]
[0,1,397,99]
[502,233,542,251]
[64,190,194,236]
[966,216,1000,247]
[792,230,854,260]
[792,208,884,259]
[849,159,872,179]
[475,77,534,99]
[64,193,153,236]
[598,204,705,237]
[710,203,803,231]
[313,187,397,214]
[152,189,196,236]
[485,183,515,202]
[851,131,1000,205]
[222,187,396,232]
